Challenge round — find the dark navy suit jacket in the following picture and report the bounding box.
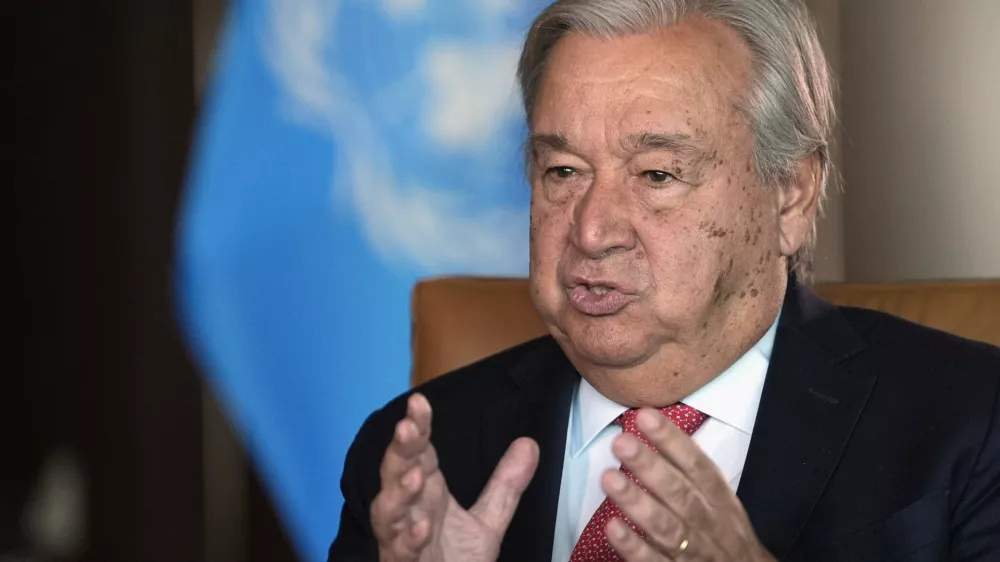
[330,282,1000,561]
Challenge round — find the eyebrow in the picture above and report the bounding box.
[528,133,570,154]
[625,131,708,156]
[528,131,711,160]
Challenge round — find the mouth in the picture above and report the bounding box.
[566,277,633,316]
[581,283,615,295]
[567,275,627,294]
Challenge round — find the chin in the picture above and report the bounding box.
[556,312,656,369]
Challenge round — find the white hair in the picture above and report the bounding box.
[516,0,835,279]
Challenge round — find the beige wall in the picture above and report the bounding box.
[804,0,845,282]
[839,0,1000,281]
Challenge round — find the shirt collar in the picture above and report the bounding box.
[571,376,629,457]
[681,316,777,435]
[571,312,779,457]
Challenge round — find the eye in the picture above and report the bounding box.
[643,170,676,184]
[545,166,577,179]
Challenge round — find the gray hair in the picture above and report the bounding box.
[516,0,835,280]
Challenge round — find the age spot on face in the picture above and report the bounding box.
[710,226,728,238]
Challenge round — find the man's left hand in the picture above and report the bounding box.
[602,408,777,561]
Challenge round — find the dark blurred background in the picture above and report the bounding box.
[13,1,297,560]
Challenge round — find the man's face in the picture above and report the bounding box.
[528,17,811,406]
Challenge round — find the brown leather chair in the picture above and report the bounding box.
[411,277,1000,387]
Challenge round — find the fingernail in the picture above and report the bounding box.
[396,420,413,442]
[608,519,627,539]
[617,435,639,458]
[638,408,662,430]
[405,420,419,440]
[607,470,628,492]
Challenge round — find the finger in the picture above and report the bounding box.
[407,393,433,437]
[371,465,425,542]
[373,395,438,540]
[606,518,670,562]
[403,394,438,479]
[404,394,442,479]
[602,469,688,558]
[393,516,433,561]
[612,432,715,531]
[630,410,760,559]
[379,394,435,486]
[635,408,732,500]
[469,437,540,533]
[375,464,424,528]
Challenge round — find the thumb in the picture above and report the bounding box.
[469,437,540,534]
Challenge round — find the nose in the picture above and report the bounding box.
[570,175,637,259]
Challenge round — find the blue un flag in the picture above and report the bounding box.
[177,0,547,559]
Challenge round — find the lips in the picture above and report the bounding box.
[566,278,633,316]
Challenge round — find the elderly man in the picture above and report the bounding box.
[329,0,1000,560]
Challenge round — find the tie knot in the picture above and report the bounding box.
[615,403,707,440]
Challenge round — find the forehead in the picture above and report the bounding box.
[531,17,752,142]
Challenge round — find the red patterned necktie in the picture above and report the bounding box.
[569,404,708,562]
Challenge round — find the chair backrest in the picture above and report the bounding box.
[411,277,1000,387]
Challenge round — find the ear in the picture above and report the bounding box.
[776,154,822,257]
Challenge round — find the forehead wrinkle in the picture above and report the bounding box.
[532,24,750,167]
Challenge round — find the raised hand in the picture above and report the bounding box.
[602,408,776,562]
[370,393,540,562]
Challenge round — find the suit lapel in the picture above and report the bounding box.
[480,338,578,561]
[738,282,876,560]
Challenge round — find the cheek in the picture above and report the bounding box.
[742,203,781,276]
[529,202,541,271]
[725,187,783,298]
[639,188,753,309]
[529,195,569,285]
[640,212,721,293]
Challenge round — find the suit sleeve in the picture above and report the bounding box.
[950,357,1000,561]
[328,410,387,562]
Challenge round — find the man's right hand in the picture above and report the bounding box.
[371,393,540,562]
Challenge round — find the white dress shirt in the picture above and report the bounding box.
[550,317,779,561]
